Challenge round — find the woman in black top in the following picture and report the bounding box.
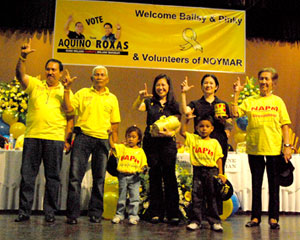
[181,74,232,173]
[133,74,181,224]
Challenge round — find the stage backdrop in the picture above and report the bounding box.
[53,0,245,73]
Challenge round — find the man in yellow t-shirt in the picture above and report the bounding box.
[63,65,121,224]
[15,40,73,223]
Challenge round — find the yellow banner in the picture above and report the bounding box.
[53,0,245,73]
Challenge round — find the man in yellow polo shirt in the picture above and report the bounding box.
[63,65,120,224]
[14,39,73,223]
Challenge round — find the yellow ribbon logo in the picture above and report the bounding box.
[180,28,203,52]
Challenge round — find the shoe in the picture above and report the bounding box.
[187,222,200,230]
[169,218,180,225]
[111,216,121,224]
[245,220,260,227]
[129,218,138,225]
[211,223,223,232]
[150,216,160,224]
[270,222,280,229]
[15,214,30,222]
[66,218,78,225]
[90,216,101,223]
[45,215,55,223]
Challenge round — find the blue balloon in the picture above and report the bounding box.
[0,119,10,135]
[236,116,248,131]
[230,193,240,216]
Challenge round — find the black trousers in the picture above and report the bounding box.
[190,166,221,225]
[248,154,281,222]
[143,137,179,219]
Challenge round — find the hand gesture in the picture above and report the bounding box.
[233,77,245,93]
[62,69,77,90]
[21,38,36,57]
[139,83,153,99]
[181,76,194,93]
[116,23,121,30]
[67,14,73,23]
[186,108,196,120]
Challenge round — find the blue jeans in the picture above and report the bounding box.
[66,133,109,219]
[19,138,64,216]
[116,173,140,220]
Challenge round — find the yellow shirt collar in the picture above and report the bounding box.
[91,86,110,95]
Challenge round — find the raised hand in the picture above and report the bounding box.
[186,108,196,120]
[233,77,245,93]
[62,69,77,90]
[139,83,153,99]
[181,76,194,93]
[20,38,36,57]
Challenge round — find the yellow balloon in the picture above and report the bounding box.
[9,122,26,139]
[104,176,119,193]
[15,134,24,149]
[102,191,118,220]
[2,109,18,125]
[234,132,246,143]
[220,199,233,221]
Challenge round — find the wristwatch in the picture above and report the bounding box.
[283,144,291,147]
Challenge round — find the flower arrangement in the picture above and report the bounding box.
[0,78,28,120]
[233,76,260,105]
[176,165,192,219]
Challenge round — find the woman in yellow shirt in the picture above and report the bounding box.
[231,67,292,230]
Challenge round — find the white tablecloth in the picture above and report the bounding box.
[177,152,300,212]
[0,150,93,210]
[225,152,300,212]
[1,150,299,212]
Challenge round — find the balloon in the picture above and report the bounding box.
[9,122,26,139]
[234,132,246,143]
[2,109,18,125]
[230,193,240,216]
[0,119,10,135]
[102,191,118,220]
[236,116,248,131]
[104,176,119,193]
[15,134,25,149]
[220,198,233,221]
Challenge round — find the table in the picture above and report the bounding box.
[225,152,300,212]
[1,150,299,212]
[0,150,93,210]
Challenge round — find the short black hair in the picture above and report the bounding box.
[196,114,215,127]
[75,22,83,27]
[104,22,113,28]
[125,125,143,146]
[45,59,63,72]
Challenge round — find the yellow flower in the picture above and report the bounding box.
[184,191,192,202]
